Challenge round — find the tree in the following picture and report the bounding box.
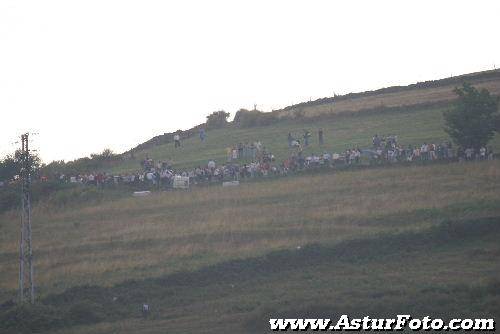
[443,83,499,149]
[0,150,41,182]
[0,155,18,181]
[206,110,230,129]
[90,148,116,161]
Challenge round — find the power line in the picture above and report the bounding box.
[19,133,35,304]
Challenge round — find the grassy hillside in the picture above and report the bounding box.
[1,160,499,333]
[3,160,499,292]
[109,105,500,173]
[278,70,500,118]
[47,218,500,333]
[2,70,500,333]
[52,70,500,174]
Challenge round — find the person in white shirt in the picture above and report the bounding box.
[480,147,486,160]
[174,134,181,148]
[465,148,474,161]
[354,149,361,164]
[421,143,429,160]
[142,304,150,318]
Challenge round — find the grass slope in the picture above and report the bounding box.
[105,69,500,174]
[1,160,499,292]
[278,73,500,118]
[2,217,499,333]
[111,106,499,173]
[0,158,499,333]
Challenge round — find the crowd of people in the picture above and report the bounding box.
[369,134,494,163]
[48,132,495,191]
[225,141,277,163]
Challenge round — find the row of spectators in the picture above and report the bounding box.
[46,137,495,190]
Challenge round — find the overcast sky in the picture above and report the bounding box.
[1,0,499,162]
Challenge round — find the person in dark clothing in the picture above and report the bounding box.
[318,128,324,146]
[303,130,311,147]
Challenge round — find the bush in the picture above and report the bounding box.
[233,109,278,128]
[206,110,230,129]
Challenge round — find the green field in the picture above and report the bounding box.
[108,105,500,173]
[1,159,499,333]
[2,87,500,333]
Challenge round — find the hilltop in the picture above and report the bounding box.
[129,69,500,152]
[1,69,500,333]
[77,69,497,174]
[277,69,500,118]
[35,69,500,177]
[43,69,499,175]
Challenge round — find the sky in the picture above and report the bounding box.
[1,0,499,163]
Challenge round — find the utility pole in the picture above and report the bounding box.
[19,133,35,304]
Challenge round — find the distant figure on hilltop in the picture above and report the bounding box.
[199,128,206,142]
[174,133,181,148]
[287,132,293,148]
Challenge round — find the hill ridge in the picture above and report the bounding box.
[129,69,500,154]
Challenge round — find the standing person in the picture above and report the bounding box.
[372,134,381,148]
[199,128,206,142]
[303,130,311,147]
[243,142,249,159]
[174,133,181,148]
[96,173,104,187]
[142,303,150,319]
[465,147,474,161]
[480,147,486,160]
[208,159,216,171]
[487,146,494,160]
[250,142,257,160]
[155,169,161,190]
[237,143,243,158]
[232,147,238,161]
[207,160,216,182]
[318,128,324,146]
[421,143,428,161]
[287,132,293,148]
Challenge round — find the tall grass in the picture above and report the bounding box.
[0,160,499,298]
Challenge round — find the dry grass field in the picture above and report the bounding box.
[279,76,500,118]
[1,160,500,333]
[1,160,499,296]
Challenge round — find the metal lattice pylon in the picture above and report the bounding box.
[19,133,35,303]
